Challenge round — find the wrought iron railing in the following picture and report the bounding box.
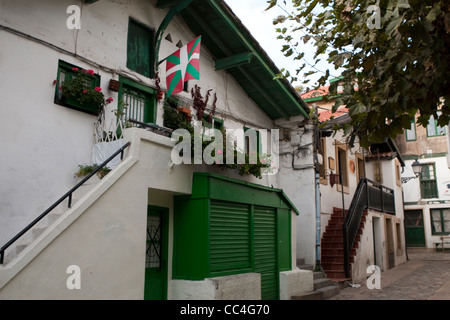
[342,178,395,278]
[0,142,131,264]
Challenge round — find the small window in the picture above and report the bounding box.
[244,127,261,155]
[119,77,156,126]
[427,114,446,137]
[420,163,439,199]
[405,119,417,141]
[396,159,402,187]
[202,114,224,138]
[54,60,101,115]
[430,208,450,235]
[127,18,154,78]
[318,137,328,184]
[336,143,349,191]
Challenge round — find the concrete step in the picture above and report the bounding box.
[297,264,314,271]
[317,285,340,300]
[314,277,334,290]
[291,291,323,300]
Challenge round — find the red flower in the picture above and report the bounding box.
[52,80,57,86]
[94,87,102,92]
[83,90,88,93]
[87,69,95,75]
[106,97,113,104]
[72,67,79,71]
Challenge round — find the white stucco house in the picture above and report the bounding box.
[396,112,450,251]
[302,84,408,284]
[0,0,321,300]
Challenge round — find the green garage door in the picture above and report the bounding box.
[209,201,279,300]
[210,201,251,272]
[254,206,278,300]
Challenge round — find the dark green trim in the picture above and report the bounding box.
[118,76,157,124]
[155,0,194,66]
[127,18,155,78]
[191,173,299,215]
[54,60,101,116]
[84,0,99,3]
[215,52,254,70]
[405,119,417,142]
[205,0,308,119]
[145,206,169,300]
[430,208,450,235]
[403,153,448,161]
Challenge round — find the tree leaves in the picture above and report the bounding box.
[269,0,450,146]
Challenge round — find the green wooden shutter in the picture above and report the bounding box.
[209,201,251,273]
[254,206,278,300]
[127,18,153,78]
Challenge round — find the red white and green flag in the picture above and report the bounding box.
[165,36,201,97]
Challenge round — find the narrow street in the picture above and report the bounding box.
[330,249,450,300]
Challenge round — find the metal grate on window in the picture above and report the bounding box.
[123,87,146,125]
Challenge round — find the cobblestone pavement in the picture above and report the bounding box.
[330,249,450,300]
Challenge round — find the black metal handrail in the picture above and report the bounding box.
[0,141,131,264]
[342,178,395,278]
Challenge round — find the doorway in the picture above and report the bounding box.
[144,206,169,300]
[404,209,426,247]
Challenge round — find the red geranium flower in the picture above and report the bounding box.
[94,87,102,92]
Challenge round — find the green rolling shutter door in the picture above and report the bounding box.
[210,201,251,272]
[254,206,278,300]
[209,201,279,300]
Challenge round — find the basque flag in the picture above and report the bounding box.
[165,36,201,97]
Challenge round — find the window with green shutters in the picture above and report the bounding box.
[420,163,439,199]
[127,18,154,78]
[119,77,156,125]
[430,208,450,235]
[54,60,101,115]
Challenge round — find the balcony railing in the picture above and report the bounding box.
[342,178,396,278]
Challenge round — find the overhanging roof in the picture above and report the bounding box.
[156,0,309,120]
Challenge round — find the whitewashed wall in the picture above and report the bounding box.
[0,0,278,246]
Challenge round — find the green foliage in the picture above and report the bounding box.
[60,68,114,117]
[74,164,111,179]
[164,102,271,179]
[268,0,450,145]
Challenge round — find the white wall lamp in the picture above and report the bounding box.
[401,159,423,183]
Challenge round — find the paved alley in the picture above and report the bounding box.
[330,248,450,300]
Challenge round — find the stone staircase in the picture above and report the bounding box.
[292,259,340,300]
[321,207,368,281]
[1,177,100,265]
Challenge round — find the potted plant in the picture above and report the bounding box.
[74,163,111,181]
[58,68,113,115]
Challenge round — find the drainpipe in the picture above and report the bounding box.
[315,171,321,270]
[312,105,321,271]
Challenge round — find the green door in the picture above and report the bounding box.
[144,206,168,300]
[405,210,426,247]
[254,206,279,300]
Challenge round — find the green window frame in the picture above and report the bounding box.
[430,208,450,235]
[118,77,157,125]
[420,163,439,199]
[426,114,446,137]
[54,60,101,115]
[244,127,262,155]
[405,119,417,141]
[127,18,154,78]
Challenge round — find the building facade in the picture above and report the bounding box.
[396,113,450,250]
[303,85,408,283]
[0,0,317,300]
